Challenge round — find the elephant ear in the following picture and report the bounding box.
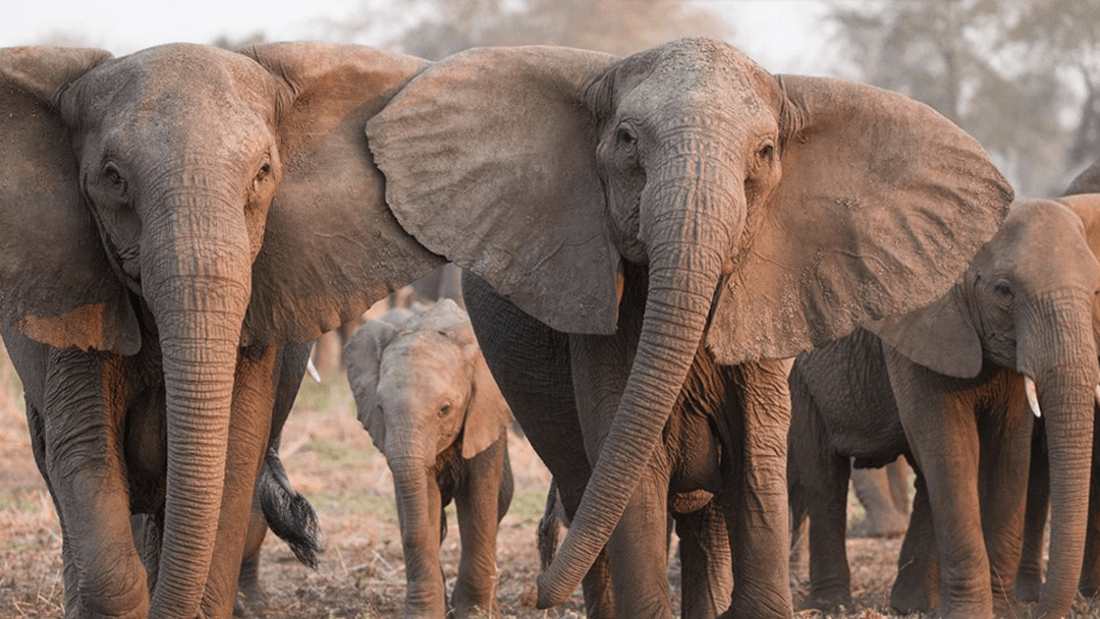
[241,43,445,344]
[461,345,512,459]
[345,319,400,451]
[0,47,140,354]
[368,46,622,336]
[870,288,983,378]
[706,75,1013,365]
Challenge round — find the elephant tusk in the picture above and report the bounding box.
[1095,384,1100,408]
[1025,376,1042,418]
[306,357,322,383]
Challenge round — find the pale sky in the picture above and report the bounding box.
[3,1,834,74]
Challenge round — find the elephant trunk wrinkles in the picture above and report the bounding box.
[390,457,445,617]
[537,150,739,607]
[145,196,252,617]
[1018,292,1098,619]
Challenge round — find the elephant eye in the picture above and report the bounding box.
[756,142,775,161]
[438,403,452,417]
[102,162,128,197]
[253,161,272,190]
[616,125,638,148]
[993,279,1014,300]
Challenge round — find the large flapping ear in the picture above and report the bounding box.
[241,43,445,344]
[1066,162,1100,195]
[367,46,622,336]
[345,319,400,451]
[0,47,140,354]
[707,75,1013,365]
[871,287,983,378]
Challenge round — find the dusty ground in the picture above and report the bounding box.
[1,344,1098,618]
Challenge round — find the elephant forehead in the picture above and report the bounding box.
[380,333,466,389]
[983,200,1098,288]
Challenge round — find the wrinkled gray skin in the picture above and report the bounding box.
[1016,166,1100,602]
[369,38,1012,616]
[346,301,513,618]
[0,43,440,617]
[788,199,1100,618]
[3,328,321,617]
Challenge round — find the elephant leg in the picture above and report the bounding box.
[132,512,163,592]
[886,458,913,514]
[199,344,279,618]
[851,466,908,538]
[452,437,510,617]
[26,401,82,617]
[463,273,614,617]
[1080,412,1100,597]
[1016,422,1048,601]
[728,359,795,618]
[42,349,149,618]
[677,501,733,619]
[976,397,1031,615]
[805,454,852,610]
[890,469,940,612]
[787,370,851,610]
[893,355,990,618]
[233,495,269,617]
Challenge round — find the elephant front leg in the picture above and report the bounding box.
[42,350,149,618]
[727,359,795,618]
[452,437,510,617]
[199,345,279,617]
[976,390,1031,615]
[892,354,991,618]
[676,500,733,619]
[605,458,674,617]
[890,469,940,612]
[1016,422,1048,602]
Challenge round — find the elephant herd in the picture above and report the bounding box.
[6,34,1100,618]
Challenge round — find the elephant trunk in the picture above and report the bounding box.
[537,149,740,607]
[1018,292,1099,618]
[390,456,445,617]
[145,198,253,617]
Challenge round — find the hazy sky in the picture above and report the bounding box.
[4,1,833,73]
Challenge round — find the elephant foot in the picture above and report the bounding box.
[889,583,936,615]
[1015,573,1042,603]
[798,589,852,612]
[233,586,267,618]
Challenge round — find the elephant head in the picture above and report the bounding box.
[875,197,1100,617]
[366,39,1013,604]
[345,300,509,614]
[0,43,440,614]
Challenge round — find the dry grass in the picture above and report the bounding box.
[2,344,1100,617]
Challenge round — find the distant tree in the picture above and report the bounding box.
[827,0,1083,195]
[323,0,732,59]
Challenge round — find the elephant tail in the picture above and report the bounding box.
[259,447,323,569]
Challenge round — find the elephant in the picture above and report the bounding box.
[1015,164,1100,602]
[364,38,1013,616]
[345,300,514,617]
[0,43,442,616]
[786,197,1100,617]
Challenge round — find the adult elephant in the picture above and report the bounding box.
[0,43,440,617]
[788,197,1100,617]
[366,39,1013,616]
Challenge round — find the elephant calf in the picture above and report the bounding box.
[346,300,514,618]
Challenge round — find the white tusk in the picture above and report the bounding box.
[306,357,322,383]
[1095,384,1100,408]
[1025,376,1042,418]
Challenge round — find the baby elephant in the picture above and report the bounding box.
[346,300,514,618]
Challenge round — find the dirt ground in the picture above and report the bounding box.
[1,346,1098,618]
